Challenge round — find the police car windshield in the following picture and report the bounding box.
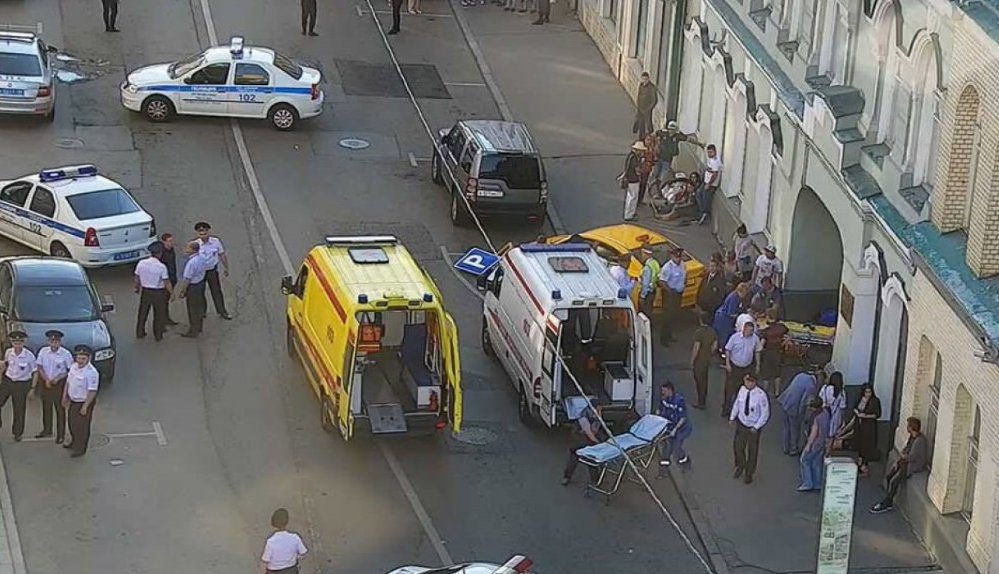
[0,52,42,76]
[14,286,98,323]
[168,53,206,79]
[272,52,303,80]
[65,188,141,221]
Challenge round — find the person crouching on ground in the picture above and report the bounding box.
[561,405,606,486]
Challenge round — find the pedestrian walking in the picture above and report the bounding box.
[776,367,821,456]
[689,311,717,409]
[658,247,685,346]
[561,406,605,486]
[177,241,212,338]
[160,233,180,326]
[753,245,784,287]
[870,417,927,514]
[637,133,657,206]
[101,0,119,32]
[712,282,749,354]
[619,141,644,221]
[757,308,788,394]
[729,373,769,484]
[34,330,73,443]
[532,0,549,24]
[797,396,829,492]
[194,222,233,320]
[732,225,759,282]
[301,0,318,35]
[851,384,881,476]
[408,0,422,14]
[261,508,308,574]
[722,319,762,417]
[658,381,692,468]
[632,72,657,139]
[638,247,660,318]
[387,0,404,28]
[819,371,847,437]
[696,260,727,316]
[135,242,173,342]
[63,345,99,458]
[0,331,35,441]
[696,144,722,225]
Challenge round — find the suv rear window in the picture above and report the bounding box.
[0,52,42,76]
[273,53,304,80]
[66,189,141,220]
[478,154,541,190]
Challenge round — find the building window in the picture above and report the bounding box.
[961,407,980,523]
[634,0,649,60]
[925,352,942,467]
[888,78,912,161]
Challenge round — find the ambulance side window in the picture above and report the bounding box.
[541,326,558,376]
[294,265,309,297]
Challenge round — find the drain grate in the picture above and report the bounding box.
[334,59,451,99]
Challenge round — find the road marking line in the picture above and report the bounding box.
[407,151,418,168]
[355,4,364,16]
[380,443,453,565]
[105,431,158,439]
[0,442,26,574]
[444,82,487,87]
[363,9,455,17]
[152,421,167,445]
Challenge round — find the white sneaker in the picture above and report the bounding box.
[677,456,689,464]
[659,459,671,467]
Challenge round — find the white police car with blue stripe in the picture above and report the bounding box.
[120,36,324,131]
[0,165,156,267]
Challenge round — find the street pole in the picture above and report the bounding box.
[816,457,860,574]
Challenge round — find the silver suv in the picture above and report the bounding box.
[0,25,56,121]
[432,120,547,227]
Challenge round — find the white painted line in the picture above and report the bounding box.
[439,245,484,302]
[152,421,167,446]
[380,443,453,565]
[355,3,363,16]
[105,431,158,439]
[0,442,26,574]
[444,82,487,87]
[407,151,418,168]
[366,9,454,17]
[411,157,432,163]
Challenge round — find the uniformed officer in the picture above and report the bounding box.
[0,331,37,441]
[176,241,212,338]
[194,222,232,320]
[134,242,173,342]
[301,0,318,36]
[63,345,100,458]
[35,330,73,443]
[159,233,180,326]
[101,0,119,32]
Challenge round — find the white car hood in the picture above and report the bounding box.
[127,64,172,86]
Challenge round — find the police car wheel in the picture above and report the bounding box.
[143,96,174,122]
[431,153,443,185]
[450,192,471,228]
[268,104,298,131]
[50,242,71,259]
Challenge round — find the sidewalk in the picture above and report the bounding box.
[451,3,941,572]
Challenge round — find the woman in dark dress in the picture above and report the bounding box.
[852,384,881,476]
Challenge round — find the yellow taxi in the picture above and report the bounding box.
[543,224,704,309]
[281,235,462,441]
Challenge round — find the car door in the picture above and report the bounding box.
[0,181,34,245]
[180,62,231,115]
[441,312,463,433]
[24,184,56,251]
[229,62,272,118]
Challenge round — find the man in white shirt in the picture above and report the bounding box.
[194,222,232,320]
[0,331,36,441]
[134,242,173,342]
[261,508,307,574]
[729,373,770,484]
[608,255,635,294]
[658,247,686,345]
[753,245,784,287]
[62,345,100,457]
[723,321,762,417]
[696,144,723,225]
[35,330,73,443]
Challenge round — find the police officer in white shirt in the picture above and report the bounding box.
[35,330,73,443]
[176,241,214,338]
[261,508,307,574]
[658,247,686,345]
[194,222,232,320]
[0,331,36,441]
[729,373,769,484]
[134,242,173,341]
[62,345,100,457]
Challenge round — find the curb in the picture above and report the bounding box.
[667,470,730,574]
[446,0,568,235]
[0,447,26,574]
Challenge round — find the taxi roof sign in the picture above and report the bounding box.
[39,164,98,183]
[229,36,244,57]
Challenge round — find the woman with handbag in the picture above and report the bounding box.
[851,384,881,476]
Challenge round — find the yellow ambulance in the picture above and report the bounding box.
[281,235,462,440]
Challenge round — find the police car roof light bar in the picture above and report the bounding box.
[520,243,590,253]
[39,164,98,183]
[229,36,244,57]
[324,235,398,246]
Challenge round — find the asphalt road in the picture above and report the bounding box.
[0,0,710,571]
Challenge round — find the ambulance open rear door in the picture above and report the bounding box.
[634,312,653,416]
[539,320,561,427]
[442,312,463,433]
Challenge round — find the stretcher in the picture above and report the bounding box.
[576,414,670,503]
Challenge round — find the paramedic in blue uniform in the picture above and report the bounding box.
[0,331,36,441]
[63,345,100,457]
[658,381,692,468]
[35,330,73,443]
[561,405,607,486]
[194,222,232,320]
[177,241,212,338]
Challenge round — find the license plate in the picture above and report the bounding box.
[477,189,504,198]
[0,88,24,97]
[113,250,141,261]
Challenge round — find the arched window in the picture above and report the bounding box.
[933,85,980,232]
[906,38,941,186]
[723,89,748,197]
[750,124,774,233]
[871,2,898,140]
[678,35,703,133]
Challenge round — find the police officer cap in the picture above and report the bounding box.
[8,331,27,341]
[45,330,64,339]
[73,345,93,356]
[194,221,212,231]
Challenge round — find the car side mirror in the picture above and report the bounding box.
[281,275,294,296]
[101,303,115,313]
[47,45,58,54]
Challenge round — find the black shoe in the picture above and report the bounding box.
[70,451,86,458]
[387,28,399,34]
[34,431,52,439]
[301,30,306,35]
[560,476,570,486]
[532,19,542,24]
[154,336,163,342]
[733,467,743,479]
[870,502,894,514]
[62,443,73,449]
[308,31,318,36]
[180,332,199,338]
[692,403,705,410]
[55,436,64,444]
[13,435,21,442]
[219,313,232,320]
[743,474,753,484]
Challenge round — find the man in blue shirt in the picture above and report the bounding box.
[777,366,822,456]
[658,248,686,346]
[658,381,692,467]
[175,241,213,338]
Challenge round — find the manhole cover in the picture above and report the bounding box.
[452,426,499,446]
[54,137,85,149]
[90,433,111,449]
[339,138,370,150]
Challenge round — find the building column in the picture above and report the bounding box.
[844,262,879,385]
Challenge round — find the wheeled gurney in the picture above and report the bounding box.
[576,414,670,503]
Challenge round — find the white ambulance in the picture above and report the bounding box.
[480,242,654,428]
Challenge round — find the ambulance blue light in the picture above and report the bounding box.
[551,289,562,300]
[423,293,433,302]
[39,164,98,182]
[358,294,368,304]
[617,288,629,299]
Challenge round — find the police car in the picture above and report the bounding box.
[0,165,156,267]
[0,24,57,121]
[120,36,324,131]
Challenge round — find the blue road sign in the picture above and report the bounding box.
[454,247,499,277]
